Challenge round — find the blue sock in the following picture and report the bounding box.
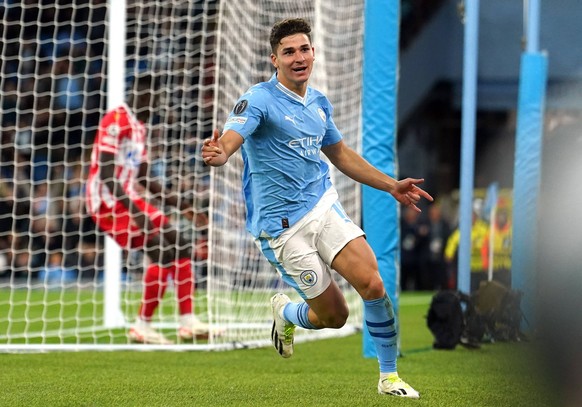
[364,294,398,373]
[283,301,317,329]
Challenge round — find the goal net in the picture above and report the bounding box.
[0,0,364,351]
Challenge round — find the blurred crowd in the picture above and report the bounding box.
[0,1,108,282]
[400,195,513,293]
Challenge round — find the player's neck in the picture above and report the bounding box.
[276,75,307,98]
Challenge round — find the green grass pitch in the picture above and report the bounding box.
[0,292,552,406]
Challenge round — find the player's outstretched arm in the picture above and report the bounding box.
[201,129,244,167]
[322,140,433,212]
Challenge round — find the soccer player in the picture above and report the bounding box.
[86,73,210,344]
[202,18,432,398]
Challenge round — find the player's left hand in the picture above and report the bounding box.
[392,178,433,212]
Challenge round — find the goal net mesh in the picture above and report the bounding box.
[0,0,364,351]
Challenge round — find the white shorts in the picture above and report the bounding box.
[255,187,365,300]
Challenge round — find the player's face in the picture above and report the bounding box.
[271,33,314,96]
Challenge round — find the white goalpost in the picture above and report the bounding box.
[103,0,126,330]
[0,0,365,351]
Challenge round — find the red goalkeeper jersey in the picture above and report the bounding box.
[86,103,148,214]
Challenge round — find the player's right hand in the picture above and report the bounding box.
[202,129,227,166]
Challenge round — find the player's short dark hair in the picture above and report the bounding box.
[269,18,312,54]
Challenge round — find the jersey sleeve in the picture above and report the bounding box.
[223,87,266,140]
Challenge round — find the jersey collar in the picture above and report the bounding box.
[271,73,308,105]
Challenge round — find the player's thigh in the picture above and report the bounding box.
[94,198,170,249]
[255,231,332,301]
[316,202,381,297]
[331,236,384,299]
[92,203,132,248]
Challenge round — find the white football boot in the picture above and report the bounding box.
[270,293,296,358]
[128,320,173,345]
[378,375,420,399]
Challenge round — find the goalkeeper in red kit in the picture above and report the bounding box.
[86,74,211,344]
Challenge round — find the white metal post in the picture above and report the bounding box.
[104,0,127,328]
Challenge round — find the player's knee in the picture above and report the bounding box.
[320,308,349,329]
[360,274,385,301]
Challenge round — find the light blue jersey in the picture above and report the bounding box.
[223,74,343,238]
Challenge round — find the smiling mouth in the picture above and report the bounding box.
[293,66,307,72]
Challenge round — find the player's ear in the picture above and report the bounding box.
[270,53,278,69]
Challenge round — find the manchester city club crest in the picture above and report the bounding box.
[300,270,318,286]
